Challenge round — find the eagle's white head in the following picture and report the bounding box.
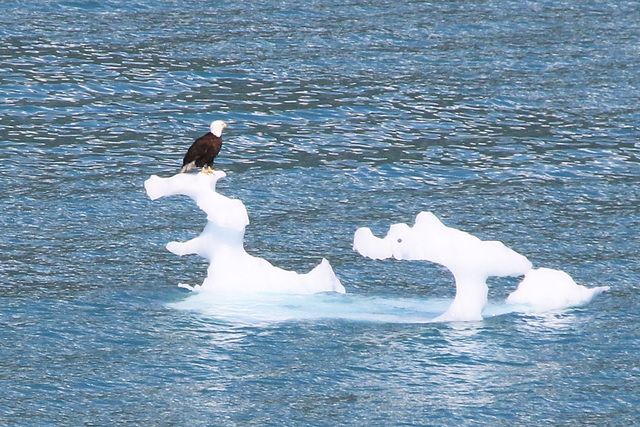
[210,120,227,137]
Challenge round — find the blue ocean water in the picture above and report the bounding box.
[1,0,639,424]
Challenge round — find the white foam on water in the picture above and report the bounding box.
[145,172,345,295]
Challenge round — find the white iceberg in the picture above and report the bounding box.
[145,171,345,295]
[354,211,610,321]
[354,212,532,322]
[507,267,610,311]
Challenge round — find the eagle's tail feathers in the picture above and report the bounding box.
[180,161,195,173]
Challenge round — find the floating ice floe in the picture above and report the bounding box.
[145,172,345,295]
[354,212,531,321]
[353,211,609,321]
[507,267,609,311]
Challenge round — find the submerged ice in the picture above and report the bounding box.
[354,212,608,321]
[145,172,345,295]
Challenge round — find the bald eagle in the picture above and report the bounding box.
[180,120,227,174]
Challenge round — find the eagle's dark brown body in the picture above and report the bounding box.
[180,132,222,173]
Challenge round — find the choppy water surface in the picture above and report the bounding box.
[1,0,639,425]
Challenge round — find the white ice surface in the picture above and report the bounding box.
[145,172,345,295]
[354,211,608,321]
[507,267,610,311]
